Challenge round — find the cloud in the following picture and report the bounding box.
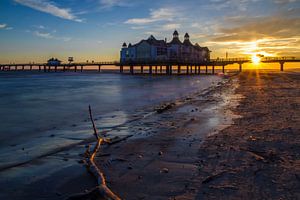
[125,8,176,25]
[130,26,146,30]
[0,24,7,29]
[205,15,300,56]
[33,30,71,41]
[34,30,53,39]
[33,25,46,29]
[0,23,13,30]
[125,18,155,25]
[213,17,300,42]
[205,0,262,11]
[161,23,181,30]
[14,0,83,22]
[100,0,126,8]
[144,31,159,36]
[99,0,140,9]
[273,0,297,4]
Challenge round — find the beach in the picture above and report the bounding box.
[0,72,223,200]
[2,0,300,199]
[196,70,300,199]
[1,70,299,199]
[92,70,299,199]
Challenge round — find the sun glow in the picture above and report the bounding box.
[251,54,261,65]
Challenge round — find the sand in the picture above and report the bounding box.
[92,70,300,200]
[2,70,299,200]
[196,70,300,199]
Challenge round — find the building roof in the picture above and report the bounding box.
[47,58,61,62]
[147,35,166,45]
[168,37,182,45]
[182,32,194,47]
[202,47,210,51]
[173,30,179,36]
[183,38,193,46]
[123,31,210,52]
[132,35,166,47]
[194,43,202,50]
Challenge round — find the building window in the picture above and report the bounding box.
[157,47,167,56]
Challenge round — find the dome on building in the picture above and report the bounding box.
[184,33,190,40]
[173,30,179,37]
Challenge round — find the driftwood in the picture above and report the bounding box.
[67,105,120,200]
[202,171,227,184]
[209,185,238,190]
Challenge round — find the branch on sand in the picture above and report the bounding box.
[202,171,227,184]
[67,105,120,200]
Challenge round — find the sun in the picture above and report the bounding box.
[251,54,261,65]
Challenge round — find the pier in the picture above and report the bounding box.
[0,57,299,75]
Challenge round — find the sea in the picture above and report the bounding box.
[0,71,223,199]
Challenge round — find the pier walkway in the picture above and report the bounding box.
[0,57,299,75]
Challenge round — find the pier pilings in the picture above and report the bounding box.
[177,65,181,74]
[130,65,134,74]
[280,62,284,71]
[1,57,299,74]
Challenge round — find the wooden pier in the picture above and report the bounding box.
[0,57,299,75]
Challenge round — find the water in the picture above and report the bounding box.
[0,72,221,170]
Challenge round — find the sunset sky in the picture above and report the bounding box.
[0,0,299,63]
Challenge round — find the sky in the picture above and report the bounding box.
[0,0,299,63]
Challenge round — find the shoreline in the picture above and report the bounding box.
[195,70,300,199]
[0,74,224,172]
[2,70,298,199]
[91,72,241,199]
[0,73,229,200]
[90,70,299,199]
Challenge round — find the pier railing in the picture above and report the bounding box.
[0,56,299,74]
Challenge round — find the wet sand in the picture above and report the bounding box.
[0,74,225,200]
[93,73,241,199]
[196,70,300,199]
[94,70,300,199]
[2,70,299,199]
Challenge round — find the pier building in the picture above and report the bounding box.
[120,30,210,64]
